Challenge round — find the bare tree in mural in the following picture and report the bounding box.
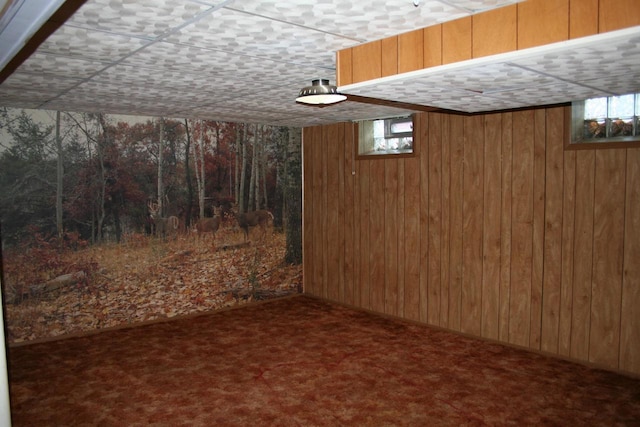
[193,120,206,219]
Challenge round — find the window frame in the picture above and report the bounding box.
[355,114,418,160]
[567,94,640,150]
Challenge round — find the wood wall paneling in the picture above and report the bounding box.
[428,114,443,326]
[541,107,565,354]
[336,49,353,86]
[472,4,517,58]
[384,159,399,316]
[343,124,355,305]
[599,0,640,33]
[403,156,421,321]
[398,29,424,73]
[442,17,472,64]
[423,24,442,69]
[440,114,451,327]
[337,0,640,87]
[321,127,330,298]
[558,147,576,358]
[509,110,534,347]
[381,36,398,78]
[530,109,547,350]
[418,113,430,323]
[397,160,406,317]
[325,124,343,302]
[370,160,386,314]
[461,115,483,336]
[589,149,626,367]
[310,127,325,297]
[359,159,371,309]
[621,149,640,374]
[351,41,382,84]
[302,107,640,376]
[571,150,595,361]
[498,112,513,342]
[569,0,599,39]
[448,114,465,331]
[518,0,569,49]
[481,114,502,340]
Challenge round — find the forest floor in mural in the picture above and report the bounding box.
[4,228,302,344]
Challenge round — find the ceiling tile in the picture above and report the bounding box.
[64,0,214,39]
[165,8,351,68]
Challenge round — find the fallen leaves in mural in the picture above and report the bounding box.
[5,229,301,344]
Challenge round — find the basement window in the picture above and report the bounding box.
[356,115,415,158]
[571,93,640,146]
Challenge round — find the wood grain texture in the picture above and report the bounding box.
[571,150,595,361]
[448,114,464,332]
[442,16,471,64]
[570,0,599,39]
[518,0,569,49]
[302,107,640,376]
[482,114,502,340]
[311,127,325,297]
[440,114,451,327]
[461,115,483,336]
[381,36,398,78]
[385,159,399,316]
[428,114,442,326]
[541,107,565,354]
[423,25,442,68]
[621,149,640,373]
[404,156,421,321]
[397,161,406,317]
[325,124,342,301]
[370,160,386,314]
[321,127,330,299]
[343,123,355,305]
[530,109,546,350]
[509,110,534,347]
[499,112,513,343]
[398,29,424,73]
[351,41,381,84]
[599,0,640,32]
[472,5,517,58]
[336,49,353,86]
[358,160,371,310]
[589,149,625,367]
[418,113,430,323]
[559,147,576,358]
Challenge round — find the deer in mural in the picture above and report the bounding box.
[236,209,273,242]
[147,200,180,239]
[193,206,222,242]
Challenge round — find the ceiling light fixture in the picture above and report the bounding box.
[296,79,346,105]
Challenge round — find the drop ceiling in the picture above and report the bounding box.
[1,0,639,127]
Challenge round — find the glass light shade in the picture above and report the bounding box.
[296,79,346,105]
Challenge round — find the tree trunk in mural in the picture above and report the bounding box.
[285,128,302,265]
[157,118,165,216]
[193,120,206,219]
[183,119,194,228]
[55,110,63,239]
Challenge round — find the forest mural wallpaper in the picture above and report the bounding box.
[0,108,303,343]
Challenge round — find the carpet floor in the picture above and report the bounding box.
[8,295,640,426]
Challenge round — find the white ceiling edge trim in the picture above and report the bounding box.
[339,25,640,95]
[0,0,66,72]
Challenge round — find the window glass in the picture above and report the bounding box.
[574,93,640,143]
[357,115,414,157]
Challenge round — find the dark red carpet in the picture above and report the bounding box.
[8,295,640,426]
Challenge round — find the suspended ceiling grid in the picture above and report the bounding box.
[1,0,639,127]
